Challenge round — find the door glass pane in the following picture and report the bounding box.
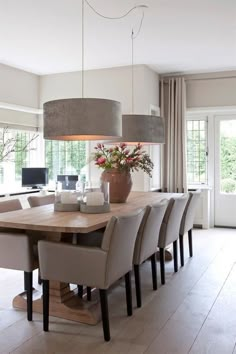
[220,120,236,193]
[186,119,207,184]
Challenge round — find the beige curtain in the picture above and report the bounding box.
[160,77,187,193]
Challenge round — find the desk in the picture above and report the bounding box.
[0,191,176,324]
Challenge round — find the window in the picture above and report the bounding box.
[0,127,40,187]
[186,119,208,184]
[45,140,87,182]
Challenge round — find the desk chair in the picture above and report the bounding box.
[0,199,38,321]
[38,208,144,341]
[158,195,188,284]
[179,190,201,266]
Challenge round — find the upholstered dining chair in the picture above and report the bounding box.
[27,194,55,207]
[0,199,38,321]
[38,208,145,341]
[158,195,188,285]
[133,199,168,308]
[179,190,201,266]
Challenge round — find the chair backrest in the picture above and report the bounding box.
[158,194,188,248]
[28,194,55,207]
[133,199,168,265]
[0,198,37,272]
[101,208,145,287]
[179,190,201,235]
[0,198,22,213]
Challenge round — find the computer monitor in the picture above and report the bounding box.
[57,175,78,190]
[22,168,48,189]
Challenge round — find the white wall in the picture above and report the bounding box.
[0,64,39,128]
[185,71,236,108]
[40,64,160,191]
[0,64,39,108]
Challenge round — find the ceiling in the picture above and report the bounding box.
[0,0,235,76]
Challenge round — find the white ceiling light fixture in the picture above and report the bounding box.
[43,0,122,141]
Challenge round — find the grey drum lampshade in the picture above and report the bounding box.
[43,98,122,140]
[119,114,165,144]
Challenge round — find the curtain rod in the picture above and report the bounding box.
[161,75,236,83]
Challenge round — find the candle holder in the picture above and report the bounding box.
[54,190,80,212]
[80,181,110,214]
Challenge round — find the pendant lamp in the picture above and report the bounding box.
[119,24,165,145]
[43,0,122,141]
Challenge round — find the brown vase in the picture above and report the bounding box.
[101,169,132,203]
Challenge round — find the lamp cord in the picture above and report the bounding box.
[85,1,147,21]
[131,10,144,113]
[81,1,147,99]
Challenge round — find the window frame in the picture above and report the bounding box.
[186,115,208,186]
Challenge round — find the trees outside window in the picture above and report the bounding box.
[0,128,39,186]
[45,140,87,182]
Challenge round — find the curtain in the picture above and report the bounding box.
[160,77,187,193]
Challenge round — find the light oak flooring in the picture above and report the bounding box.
[0,227,236,353]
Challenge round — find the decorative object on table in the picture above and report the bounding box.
[94,143,153,203]
[54,190,80,212]
[80,181,110,214]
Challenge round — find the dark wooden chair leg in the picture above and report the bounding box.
[159,248,165,285]
[173,240,178,272]
[188,229,193,257]
[125,272,132,316]
[77,285,83,298]
[38,269,42,285]
[99,289,110,341]
[43,279,49,332]
[151,253,157,290]
[134,264,141,308]
[25,271,33,321]
[87,286,91,301]
[179,234,184,267]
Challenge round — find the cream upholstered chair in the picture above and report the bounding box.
[0,199,38,321]
[28,194,55,207]
[27,193,57,285]
[133,200,168,308]
[38,208,145,341]
[179,190,201,266]
[158,195,188,285]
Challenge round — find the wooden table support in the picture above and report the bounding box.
[13,281,100,325]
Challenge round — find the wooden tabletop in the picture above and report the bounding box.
[0,191,178,234]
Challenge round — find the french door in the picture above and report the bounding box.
[214,115,236,227]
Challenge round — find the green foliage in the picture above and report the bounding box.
[221,178,236,193]
[220,136,236,192]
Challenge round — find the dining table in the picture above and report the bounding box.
[0,191,178,325]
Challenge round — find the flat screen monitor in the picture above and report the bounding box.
[22,168,48,189]
[57,175,78,190]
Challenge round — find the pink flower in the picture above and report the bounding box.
[119,143,127,149]
[97,157,106,165]
[109,148,114,153]
[124,149,130,155]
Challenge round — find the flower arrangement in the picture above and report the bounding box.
[94,143,154,177]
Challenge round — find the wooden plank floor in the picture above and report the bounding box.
[0,227,236,353]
